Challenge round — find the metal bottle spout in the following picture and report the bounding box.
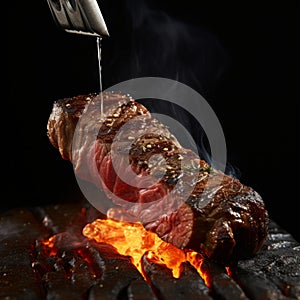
[47,0,109,37]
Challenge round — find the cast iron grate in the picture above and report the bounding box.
[1,199,299,300]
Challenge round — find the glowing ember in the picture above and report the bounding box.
[82,218,205,280]
[186,251,209,286]
[42,236,58,256]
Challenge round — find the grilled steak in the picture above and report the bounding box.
[47,92,269,264]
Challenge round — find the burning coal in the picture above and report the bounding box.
[82,217,207,281]
[2,203,296,299]
[40,214,211,285]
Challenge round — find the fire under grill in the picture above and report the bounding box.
[1,199,299,300]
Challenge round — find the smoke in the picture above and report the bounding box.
[124,0,228,94]
[105,0,240,177]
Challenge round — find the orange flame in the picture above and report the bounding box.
[42,236,58,256]
[82,218,205,280]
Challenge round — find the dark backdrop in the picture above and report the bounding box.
[5,1,299,241]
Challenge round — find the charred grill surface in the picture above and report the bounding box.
[0,203,299,300]
[47,92,269,264]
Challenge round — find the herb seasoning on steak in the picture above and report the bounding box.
[47,92,269,264]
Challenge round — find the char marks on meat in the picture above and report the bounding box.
[47,92,269,264]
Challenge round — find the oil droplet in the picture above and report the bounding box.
[97,36,104,118]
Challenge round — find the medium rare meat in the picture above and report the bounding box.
[47,91,269,264]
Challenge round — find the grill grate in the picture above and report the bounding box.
[1,200,299,300]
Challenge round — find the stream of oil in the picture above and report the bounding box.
[97,37,104,118]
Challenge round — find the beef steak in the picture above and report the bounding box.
[47,92,269,264]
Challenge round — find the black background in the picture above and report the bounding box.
[5,1,299,241]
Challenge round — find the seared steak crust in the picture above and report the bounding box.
[47,92,269,264]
